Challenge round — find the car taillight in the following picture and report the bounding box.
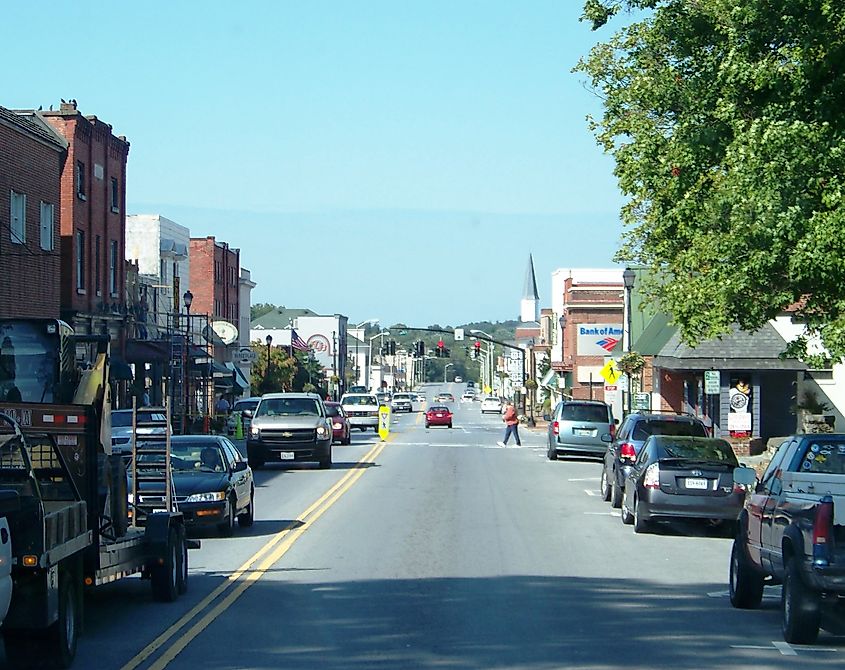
[619,442,636,462]
[552,421,559,436]
[812,496,834,565]
[643,462,660,489]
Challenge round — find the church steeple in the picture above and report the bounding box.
[520,254,540,323]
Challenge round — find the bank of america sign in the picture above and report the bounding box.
[577,325,623,356]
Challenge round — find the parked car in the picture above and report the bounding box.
[247,393,333,469]
[546,400,615,460]
[729,434,845,644]
[425,405,453,429]
[226,397,260,436]
[340,393,380,432]
[620,436,746,534]
[480,396,503,414]
[324,401,351,445]
[111,408,168,455]
[391,392,414,413]
[602,412,708,508]
[133,435,254,536]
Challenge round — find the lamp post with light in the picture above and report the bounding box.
[354,319,379,388]
[444,362,454,384]
[622,268,636,417]
[265,334,273,392]
[470,329,495,395]
[181,290,194,433]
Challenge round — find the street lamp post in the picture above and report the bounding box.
[368,330,389,392]
[444,362,454,384]
[354,319,378,387]
[470,329,495,395]
[182,290,193,434]
[623,268,636,417]
[265,334,273,393]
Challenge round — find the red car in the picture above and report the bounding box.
[325,402,351,445]
[425,405,453,429]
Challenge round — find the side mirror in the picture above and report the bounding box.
[543,413,551,422]
[242,409,253,419]
[614,419,620,426]
[233,461,249,473]
[733,466,757,487]
[0,490,20,516]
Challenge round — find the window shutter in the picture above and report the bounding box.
[40,202,53,251]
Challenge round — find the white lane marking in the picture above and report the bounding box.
[569,477,599,482]
[731,645,779,651]
[584,489,599,497]
[708,590,780,600]
[583,511,619,516]
[772,642,798,656]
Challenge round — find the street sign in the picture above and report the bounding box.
[483,385,492,394]
[234,347,257,363]
[704,370,720,395]
[454,328,464,341]
[617,373,629,392]
[599,359,620,385]
[633,393,651,410]
[378,405,391,441]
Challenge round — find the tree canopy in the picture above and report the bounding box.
[577,0,845,363]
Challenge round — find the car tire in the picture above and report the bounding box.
[217,499,235,537]
[177,526,188,595]
[238,488,255,527]
[152,528,180,602]
[633,498,650,534]
[729,536,764,609]
[782,556,821,644]
[343,432,351,445]
[610,476,623,509]
[359,427,367,432]
[600,467,612,501]
[319,447,332,469]
[547,443,558,461]
[43,567,80,669]
[620,497,634,525]
[448,423,452,429]
[373,426,379,433]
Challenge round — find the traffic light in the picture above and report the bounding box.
[416,340,425,357]
[473,340,481,359]
[388,340,396,356]
[436,340,444,358]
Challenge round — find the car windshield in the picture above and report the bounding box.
[394,394,411,400]
[657,439,738,464]
[560,404,608,423]
[234,400,259,412]
[429,406,449,413]
[325,405,344,417]
[343,395,377,406]
[111,411,166,428]
[138,441,227,472]
[633,419,707,441]
[255,398,320,417]
[799,440,845,474]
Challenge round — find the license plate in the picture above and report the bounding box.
[685,478,708,489]
[279,452,295,460]
[436,413,445,417]
[574,428,594,436]
[152,508,166,514]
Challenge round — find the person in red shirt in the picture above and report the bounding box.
[498,402,521,447]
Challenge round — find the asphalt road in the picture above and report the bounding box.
[8,383,844,669]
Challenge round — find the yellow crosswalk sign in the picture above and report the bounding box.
[600,359,620,385]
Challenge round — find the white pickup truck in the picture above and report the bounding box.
[730,434,845,643]
[0,490,21,626]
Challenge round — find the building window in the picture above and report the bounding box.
[95,235,102,296]
[39,201,54,251]
[111,177,119,213]
[76,230,86,291]
[75,161,86,200]
[10,190,26,244]
[109,240,118,296]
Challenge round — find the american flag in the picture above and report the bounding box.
[290,329,310,352]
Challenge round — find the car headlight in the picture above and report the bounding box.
[185,491,226,503]
[332,422,343,430]
[127,493,134,504]
[250,425,260,437]
[316,425,329,437]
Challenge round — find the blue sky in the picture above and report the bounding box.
[5,1,626,326]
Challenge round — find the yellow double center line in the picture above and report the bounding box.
[122,439,389,670]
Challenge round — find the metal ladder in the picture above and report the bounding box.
[130,398,177,526]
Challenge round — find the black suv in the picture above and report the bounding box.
[601,412,708,508]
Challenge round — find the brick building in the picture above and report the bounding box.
[0,106,65,318]
[188,236,240,325]
[550,269,623,407]
[40,101,131,352]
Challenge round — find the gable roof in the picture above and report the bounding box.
[250,307,318,329]
[653,322,806,371]
[0,107,66,150]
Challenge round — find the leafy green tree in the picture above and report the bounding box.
[250,343,296,393]
[577,1,845,363]
[250,303,277,321]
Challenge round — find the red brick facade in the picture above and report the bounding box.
[42,102,129,322]
[560,280,623,401]
[188,237,240,324]
[0,109,65,318]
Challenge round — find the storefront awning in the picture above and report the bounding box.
[110,357,134,381]
[225,363,250,393]
[539,368,558,388]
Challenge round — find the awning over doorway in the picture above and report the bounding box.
[110,357,134,381]
[539,368,559,388]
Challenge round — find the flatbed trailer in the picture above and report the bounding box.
[0,319,191,669]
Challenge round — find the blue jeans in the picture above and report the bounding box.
[503,423,521,445]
